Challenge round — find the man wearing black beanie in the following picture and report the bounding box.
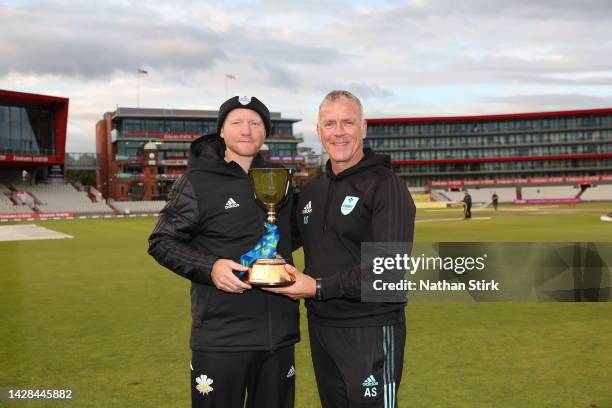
[217,95,272,140]
[149,96,299,408]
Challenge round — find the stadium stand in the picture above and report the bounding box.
[581,184,612,201]
[13,191,36,208]
[0,194,33,214]
[408,186,428,194]
[467,188,516,203]
[431,190,449,202]
[108,199,165,214]
[89,186,104,202]
[0,183,33,214]
[12,183,114,214]
[431,190,465,202]
[522,186,580,200]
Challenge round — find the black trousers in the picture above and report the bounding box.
[308,321,406,408]
[190,345,295,408]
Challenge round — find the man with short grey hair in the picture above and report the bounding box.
[267,90,416,407]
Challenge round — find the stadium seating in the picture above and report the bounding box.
[89,186,104,202]
[580,184,612,201]
[408,187,428,194]
[522,186,580,200]
[431,187,517,204]
[431,190,465,202]
[0,183,33,214]
[467,188,516,203]
[0,193,34,214]
[1,182,167,215]
[108,199,166,214]
[12,183,114,214]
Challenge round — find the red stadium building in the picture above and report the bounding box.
[0,89,69,179]
[365,108,612,189]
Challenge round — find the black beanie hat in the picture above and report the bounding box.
[217,96,272,138]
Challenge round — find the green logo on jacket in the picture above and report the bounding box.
[340,196,359,215]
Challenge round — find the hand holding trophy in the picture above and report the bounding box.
[239,168,295,286]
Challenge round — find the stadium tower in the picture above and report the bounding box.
[96,107,303,202]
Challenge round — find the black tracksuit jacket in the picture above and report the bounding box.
[296,149,416,327]
[148,134,299,351]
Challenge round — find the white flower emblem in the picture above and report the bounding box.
[195,374,214,395]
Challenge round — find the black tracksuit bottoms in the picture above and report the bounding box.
[308,320,406,408]
[190,345,295,408]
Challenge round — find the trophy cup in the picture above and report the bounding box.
[241,167,295,286]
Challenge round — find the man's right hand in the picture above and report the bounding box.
[211,259,252,293]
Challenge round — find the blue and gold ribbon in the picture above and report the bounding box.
[238,223,280,278]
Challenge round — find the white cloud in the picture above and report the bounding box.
[1,0,611,152]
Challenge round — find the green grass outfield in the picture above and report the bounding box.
[1,203,611,407]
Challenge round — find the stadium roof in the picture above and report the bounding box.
[0,89,68,107]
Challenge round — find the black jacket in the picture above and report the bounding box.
[296,149,416,327]
[148,134,299,351]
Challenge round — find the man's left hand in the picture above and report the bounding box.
[263,264,316,300]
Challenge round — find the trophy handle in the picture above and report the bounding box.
[278,169,293,208]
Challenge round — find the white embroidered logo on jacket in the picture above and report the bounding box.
[286,365,295,378]
[362,374,378,397]
[302,201,312,214]
[224,197,240,210]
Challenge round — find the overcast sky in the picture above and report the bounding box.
[1,0,611,152]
